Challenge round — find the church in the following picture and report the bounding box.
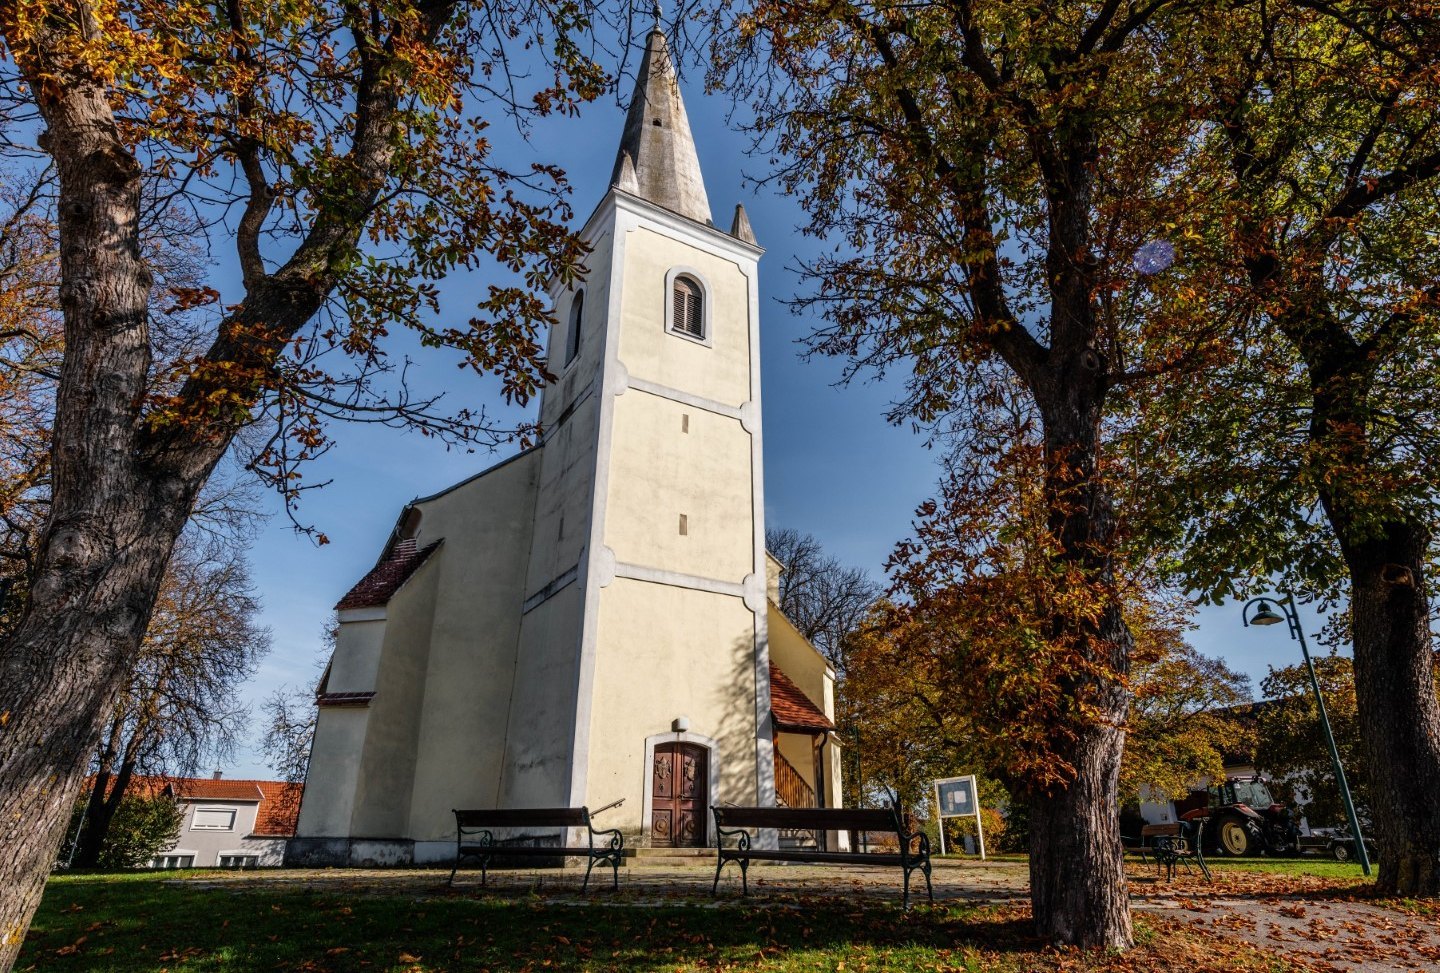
[287,26,843,866]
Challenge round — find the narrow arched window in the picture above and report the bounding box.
[565,291,583,365]
[672,276,703,339]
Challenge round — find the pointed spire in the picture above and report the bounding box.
[729,203,757,245]
[613,150,639,193]
[611,28,712,224]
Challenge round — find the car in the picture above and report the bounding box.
[1325,826,1376,863]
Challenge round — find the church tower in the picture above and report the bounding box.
[517,24,775,843]
[289,26,841,867]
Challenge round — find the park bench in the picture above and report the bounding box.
[1140,819,1210,882]
[449,807,624,890]
[711,805,933,908]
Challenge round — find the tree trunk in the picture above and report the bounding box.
[75,753,139,869]
[1303,326,1440,897]
[0,60,205,969]
[1333,518,1440,895]
[1028,715,1133,948]
[73,718,125,868]
[1024,375,1134,948]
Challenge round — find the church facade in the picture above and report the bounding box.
[288,27,842,866]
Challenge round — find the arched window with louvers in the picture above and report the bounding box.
[664,268,711,345]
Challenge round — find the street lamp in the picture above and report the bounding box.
[1242,592,1371,875]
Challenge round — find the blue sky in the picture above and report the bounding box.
[222,50,1327,778]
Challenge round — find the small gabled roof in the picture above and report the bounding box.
[769,662,834,733]
[336,537,441,610]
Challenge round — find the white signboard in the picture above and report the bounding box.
[932,774,985,859]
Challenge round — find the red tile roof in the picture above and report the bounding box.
[253,780,304,837]
[336,538,440,610]
[174,779,263,802]
[769,663,834,733]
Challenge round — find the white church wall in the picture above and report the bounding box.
[605,392,753,582]
[767,606,833,714]
[402,449,543,841]
[586,578,759,839]
[326,614,386,692]
[295,706,368,838]
[617,227,753,409]
[500,581,588,808]
[348,551,443,838]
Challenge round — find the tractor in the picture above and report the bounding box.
[1172,775,1300,857]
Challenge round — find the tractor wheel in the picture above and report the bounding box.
[1332,842,1352,863]
[1217,815,1253,856]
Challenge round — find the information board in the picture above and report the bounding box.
[931,774,985,858]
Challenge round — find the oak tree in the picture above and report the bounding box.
[0,0,609,961]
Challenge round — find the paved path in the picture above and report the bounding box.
[1127,868,1440,973]
[175,860,1440,971]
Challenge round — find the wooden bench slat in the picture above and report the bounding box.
[739,850,906,865]
[454,807,588,828]
[712,807,897,831]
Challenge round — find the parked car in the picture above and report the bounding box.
[1324,825,1376,863]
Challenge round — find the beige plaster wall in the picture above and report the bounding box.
[767,605,832,711]
[349,553,442,837]
[605,391,752,581]
[584,579,759,836]
[402,449,545,840]
[775,732,816,789]
[296,707,368,837]
[617,227,752,408]
[326,618,385,692]
[501,583,586,808]
[543,231,612,430]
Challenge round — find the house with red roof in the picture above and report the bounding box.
[289,25,844,867]
[136,773,302,869]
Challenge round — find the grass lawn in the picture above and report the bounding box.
[1199,857,1371,880]
[17,871,1312,973]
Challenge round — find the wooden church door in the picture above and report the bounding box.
[650,742,707,847]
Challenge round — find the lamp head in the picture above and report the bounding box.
[1249,599,1285,627]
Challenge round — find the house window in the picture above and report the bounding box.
[219,854,259,869]
[564,291,583,365]
[151,854,195,869]
[671,276,703,339]
[191,807,236,831]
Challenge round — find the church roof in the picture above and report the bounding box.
[769,662,834,733]
[336,537,441,610]
[610,27,712,224]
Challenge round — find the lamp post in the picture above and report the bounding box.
[1242,592,1371,875]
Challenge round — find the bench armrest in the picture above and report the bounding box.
[587,826,624,852]
[898,828,930,863]
[714,825,752,851]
